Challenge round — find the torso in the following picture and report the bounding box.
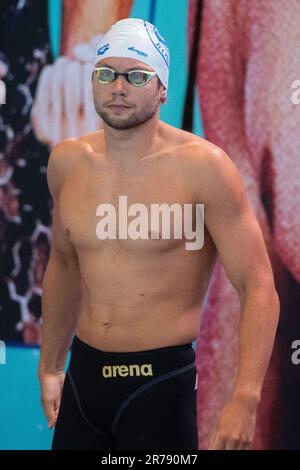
[58,122,218,351]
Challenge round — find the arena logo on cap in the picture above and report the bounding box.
[127,46,148,58]
[97,43,110,56]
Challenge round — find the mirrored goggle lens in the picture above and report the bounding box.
[95,68,153,86]
[128,71,152,85]
[95,68,115,83]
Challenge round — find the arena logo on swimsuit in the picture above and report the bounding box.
[102,363,153,378]
[95,196,204,250]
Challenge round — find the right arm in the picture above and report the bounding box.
[38,142,82,428]
[60,0,133,55]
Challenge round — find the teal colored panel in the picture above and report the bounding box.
[130,0,202,133]
[193,86,204,137]
[48,0,62,60]
[0,347,69,449]
[130,0,153,20]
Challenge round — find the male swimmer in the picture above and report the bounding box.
[38,18,279,450]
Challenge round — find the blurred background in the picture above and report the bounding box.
[0,0,299,450]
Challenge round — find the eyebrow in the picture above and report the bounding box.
[96,62,152,72]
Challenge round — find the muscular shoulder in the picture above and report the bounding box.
[163,123,221,160]
[181,137,246,208]
[76,130,104,152]
[172,131,223,172]
[47,135,90,201]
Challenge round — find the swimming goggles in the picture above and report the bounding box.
[94,66,157,87]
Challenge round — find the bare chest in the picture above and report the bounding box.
[58,156,203,255]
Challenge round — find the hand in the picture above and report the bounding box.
[39,370,65,429]
[207,394,257,450]
[30,35,103,146]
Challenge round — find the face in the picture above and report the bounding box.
[92,57,165,130]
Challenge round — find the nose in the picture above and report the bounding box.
[111,74,128,96]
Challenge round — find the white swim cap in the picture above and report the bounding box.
[94,18,170,93]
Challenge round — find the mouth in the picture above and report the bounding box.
[107,105,132,113]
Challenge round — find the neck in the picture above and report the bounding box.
[102,113,163,167]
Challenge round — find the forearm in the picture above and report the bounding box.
[60,0,133,55]
[39,255,82,375]
[231,283,280,407]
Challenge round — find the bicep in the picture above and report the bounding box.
[203,153,273,294]
[50,203,79,267]
[47,144,79,267]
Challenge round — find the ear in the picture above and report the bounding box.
[161,89,167,104]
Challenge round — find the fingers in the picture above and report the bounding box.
[43,395,62,429]
[207,427,220,450]
[31,39,102,147]
[82,61,102,135]
[64,59,82,139]
[208,429,225,450]
[40,374,64,429]
[51,396,62,428]
[42,398,58,429]
[208,429,252,450]
[31,64,53,144]
[51,56,67,144]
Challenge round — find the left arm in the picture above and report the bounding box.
[194,146,280,450]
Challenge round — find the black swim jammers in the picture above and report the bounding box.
[52,335,198,450]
